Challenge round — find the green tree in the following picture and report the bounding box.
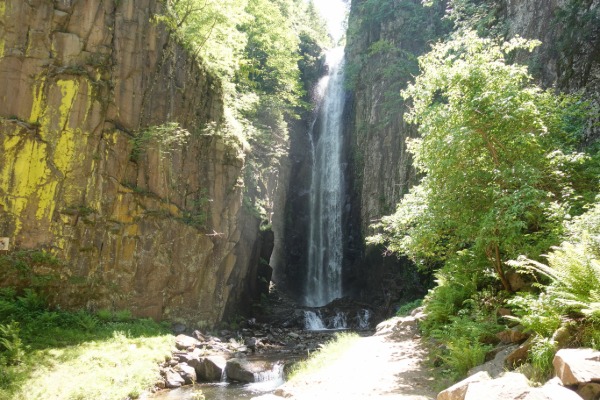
[369,31,587,291]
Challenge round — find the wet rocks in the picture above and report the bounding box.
[164,369,185,389]
[155,325,340,392]
[198,356,227,381]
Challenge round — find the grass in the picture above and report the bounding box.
[0,289,174,400]
[287,332,360,381]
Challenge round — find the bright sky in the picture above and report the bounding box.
[313,0,349,43]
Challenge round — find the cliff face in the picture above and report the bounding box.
[344,0,599,303]
[0,0,269,326]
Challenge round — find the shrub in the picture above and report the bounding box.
[529,337,557,382]
[0,322,25,366]
[396,299,423,316]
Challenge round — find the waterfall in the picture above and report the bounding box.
[356,309,372,330]
[304,310,326,330]
[305,47,346,307]
[331,311,347,329]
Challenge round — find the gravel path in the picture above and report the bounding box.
[265,316,437,400]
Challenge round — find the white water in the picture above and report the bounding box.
[331,311,347,329]
[304,310,327,330]
[305,47,346,308]
[356,309,371,330]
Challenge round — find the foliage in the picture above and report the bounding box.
[0,288,172,399]
[0,321,25,366]
[529,336,557,382]
[157,0,330,224]
[131,122,190,161]
[428,307,503,380]
[507,201,600,381]
[443,0,506,37]
[369,30,590,291]
[396,298,423,316]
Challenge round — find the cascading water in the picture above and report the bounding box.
[304,47,346,308]
[304,310,326,330]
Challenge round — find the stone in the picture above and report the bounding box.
[577,382,600,400]
[226,358,257,383]
[0,0,268,330]
[197,355,227,382]
[497,328,530,344]
[437,371,492,400]
[51,32,83,64]
[225,358,281,383]
[524,384,583,400]
[176,362,197,384]
[165,369,185,388]
[554,349,600,386]
[505,337,534,368]
[552,327,574,349]
[468,345,519,378]
[178,351,203,370]
[192,330,206,341]
[464,372,531,400]
[175,334,201,350]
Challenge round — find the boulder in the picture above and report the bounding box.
[577,382,600,400]
[226,358,257,383]
[552,327,574,349]
[505,337,534,368]
[523,384,583,400]
[165,369,185,388]
[554,349,600,386]
[197,355,227,382]
[178,349,203,370]
[497,328,530,344]
[468,345,519,378]
[465,372,531,400]
[176,362,197,384]
[437,371,492,400]
[226,358,281,383]
[175,334,201,350]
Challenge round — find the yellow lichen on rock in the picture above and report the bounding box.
[0,1,5,58]
[54,79,81,174]
[29,76,47,124]
[1,136,54,234]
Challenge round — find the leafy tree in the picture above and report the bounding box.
[369,31,588,291]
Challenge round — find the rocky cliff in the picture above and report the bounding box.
[344,0,599,303]
[0,0,270,327]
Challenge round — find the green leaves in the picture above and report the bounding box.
[372,30,590,290]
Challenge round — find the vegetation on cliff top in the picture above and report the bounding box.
[157,0,330,224]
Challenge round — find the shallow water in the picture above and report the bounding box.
[149,379,284,400]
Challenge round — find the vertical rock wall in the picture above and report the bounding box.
[0,0,267,327]
[344,0,598,304]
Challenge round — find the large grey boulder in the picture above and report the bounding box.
[197,355,227,382]
[176,362,197,384]
[165,368,186,388]
[468,345,519,378]
[437,371,492,400]
[226,358,282,383]
[554,349,600,386]
[464,372,531,400]
[175,334,201,350]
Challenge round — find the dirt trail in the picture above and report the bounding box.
[269,316,437,400]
